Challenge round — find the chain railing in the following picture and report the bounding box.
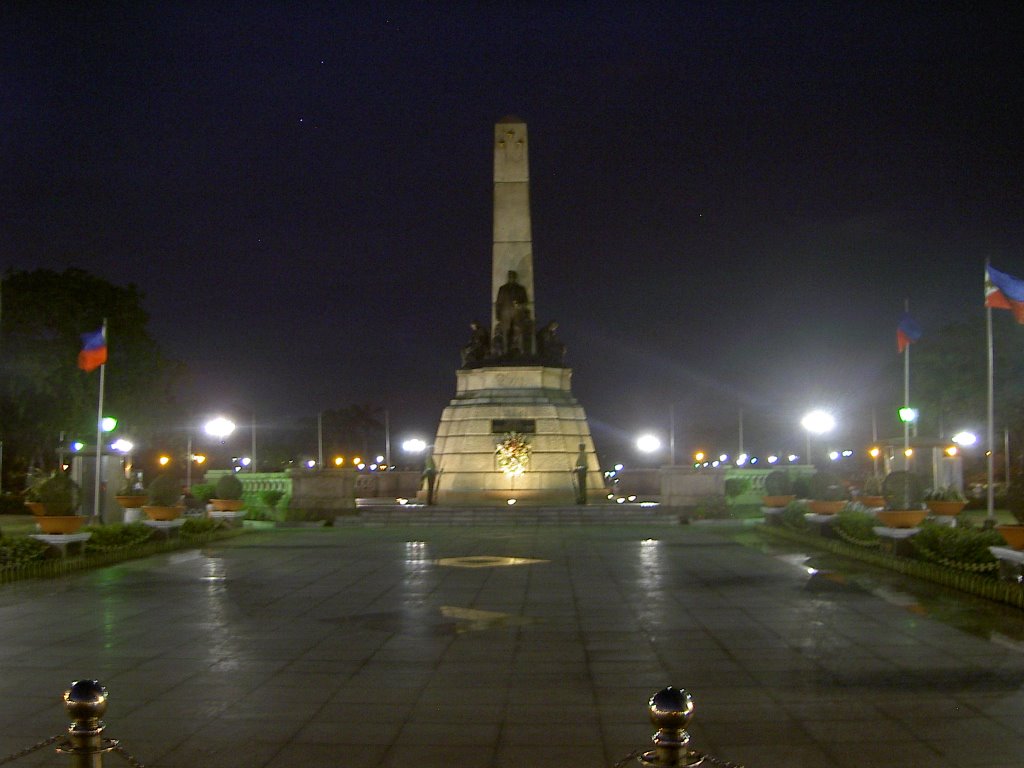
[0,680,145,768]
[2,680,742,767]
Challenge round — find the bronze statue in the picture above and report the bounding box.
[537,321,565,366]
[460,320,490,366]
[494,270,533,356]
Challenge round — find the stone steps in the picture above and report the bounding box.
[337,505,681,526]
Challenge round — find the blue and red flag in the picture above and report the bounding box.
[986,265,1024,324]
[896,312,922,353]
[77,327,107,372]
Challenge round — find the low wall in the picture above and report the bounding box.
[288,469,357,513]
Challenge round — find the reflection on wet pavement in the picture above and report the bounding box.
[733,528,1024,651]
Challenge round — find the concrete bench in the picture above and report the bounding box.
[29,532,92,557]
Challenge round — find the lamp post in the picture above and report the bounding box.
[800,410,835,467]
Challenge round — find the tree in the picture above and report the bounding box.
[908,317,1024,475]
[0,268,183,488]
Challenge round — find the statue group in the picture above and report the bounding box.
[461,270,566,368]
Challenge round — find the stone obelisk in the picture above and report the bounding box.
[491,117,535,351]
[425,117,603,507]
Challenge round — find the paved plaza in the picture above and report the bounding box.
[3,522,1024,767]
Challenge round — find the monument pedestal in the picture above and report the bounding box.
[428,366,604,507]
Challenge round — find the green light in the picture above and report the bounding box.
[898,407,918,423]
[101,417,118,432]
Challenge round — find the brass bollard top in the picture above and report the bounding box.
[64,680,108,728]
[648,686,694,730]
[644,687,696,767]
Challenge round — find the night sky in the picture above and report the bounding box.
[4,3,1023,465]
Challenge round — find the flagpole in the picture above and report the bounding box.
[903,299,911,465]
[986,289,996,521]
[92,319,107,525]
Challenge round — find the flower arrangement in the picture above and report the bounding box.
[495,432,532,477]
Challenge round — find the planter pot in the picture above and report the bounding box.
[115,495,148,509]
[143,505,183,521]
[926,500,966,516]
[35,515,87,534]
[875,509,928,529]
[808,500,845,515]
[861,496,886,508]
[762,495,796,508]
[996,525,1024,550]
[210,498,245,512]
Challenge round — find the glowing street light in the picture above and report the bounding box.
[402,438,428,453]
[204,417,236,439]
[952,431,978,447]
[801,409,835,466]
[636,434,662,454]
[100,417,118,432]
[158,455,170,466]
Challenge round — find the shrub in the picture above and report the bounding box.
[780,500,809,530]
[260,489,285,509]
[883,471,924,510]
[83,523,154,553]
[809,471,847,501]
[833,507,880,545]
[190,484,216,504]
[0,537,48,570]
[862,475,884,496]
[181,518,219,536]
[791,475,811,499]
[724,478,750,499]
[763,470,791,496]
[910,522,1002,568]
[924,486,966,502]
[688,496,730,520]
[215,474,244,501]
[36,473,80,515]
[147,474,181,506]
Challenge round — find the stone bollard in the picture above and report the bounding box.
[638,687,744,767]
[58,680,113,768]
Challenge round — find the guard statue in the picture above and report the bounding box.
[421,452,438,506]
[460,320,490,366]
[572,443,588,505]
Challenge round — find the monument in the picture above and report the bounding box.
[424,117,604,506]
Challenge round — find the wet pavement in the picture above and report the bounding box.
[3,523,1024,767]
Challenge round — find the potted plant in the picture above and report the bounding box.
[924,486,967,517]
[807,471,848,514]
[143,474,183,520]
[210,474,245,511]
[29,472,86,534]
[996,481,1024,549]
[114,479,147,510]
[860,474,885,508]
[761,470,795,508]
[876,470,928,528]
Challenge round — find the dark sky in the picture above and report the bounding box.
[3,2,1023,464]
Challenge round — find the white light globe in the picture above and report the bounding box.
[801,410,835,434]
[636,434,661,453]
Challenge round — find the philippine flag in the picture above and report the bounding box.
[77,327,108,372]
[896,312,922,353]
[985,265,1024,324]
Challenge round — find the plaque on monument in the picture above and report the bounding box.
[491,419,536,434]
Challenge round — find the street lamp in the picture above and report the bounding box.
[636,434,662,454]
[800,409,835,466]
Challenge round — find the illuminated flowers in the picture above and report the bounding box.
[495,432,532,477]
